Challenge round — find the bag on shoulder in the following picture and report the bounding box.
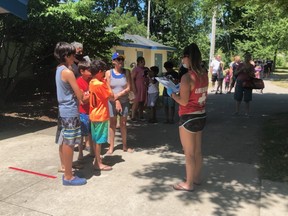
[242,77,265,89]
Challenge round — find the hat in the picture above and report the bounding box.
[111,52,125,60]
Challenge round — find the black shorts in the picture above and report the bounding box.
[179,113,206,133]
[211,74,218,82]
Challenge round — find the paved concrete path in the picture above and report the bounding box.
[0,79,287,216]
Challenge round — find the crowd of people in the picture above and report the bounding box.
[209,53,269,116]
[54,40,267,190]
[53,40,209,189]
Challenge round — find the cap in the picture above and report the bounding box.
[111,52,125,60]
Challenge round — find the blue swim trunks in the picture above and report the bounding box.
[80,113,90,136]
[91,120,108,144]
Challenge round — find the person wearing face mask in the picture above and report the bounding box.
[71,42,90,78]
[162,61,179,124]
[167,43,208,192]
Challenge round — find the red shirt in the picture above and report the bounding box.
[89,78,112,122]
[77,77,90,114]
[179,70,208,116]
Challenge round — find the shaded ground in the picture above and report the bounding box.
[0,79,287,216]
[0,97,58,139]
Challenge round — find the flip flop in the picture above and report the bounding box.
[58,168,65,173]
[94,165,112,171]
[173,183,194,192]
[183,177,202,186]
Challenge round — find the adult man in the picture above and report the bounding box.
[71,42,90,78]
[209,55,221,92]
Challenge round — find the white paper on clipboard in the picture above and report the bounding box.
[155,77,179,93]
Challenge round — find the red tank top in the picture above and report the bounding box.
[179,70,208,116]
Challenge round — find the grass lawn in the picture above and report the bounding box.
[270,69,288,88]
[259,113,288,182]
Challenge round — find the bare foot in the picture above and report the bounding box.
[106,149,113,155]
[58,167,65,173]
[94,164,112,171]
[123,147,134,153]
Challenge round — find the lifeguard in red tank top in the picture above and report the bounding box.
[179,70,208,116]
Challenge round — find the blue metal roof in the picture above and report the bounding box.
[0,0,29,20]
[120,34,176,51]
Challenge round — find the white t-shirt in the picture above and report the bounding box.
[210,59,221,74]
[148,81,159,94]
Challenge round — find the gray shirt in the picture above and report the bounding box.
[55,65,79,117]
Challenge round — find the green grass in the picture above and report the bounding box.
[259,113,288,182]
[271,70,288,88]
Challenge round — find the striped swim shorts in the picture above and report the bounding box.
[55,116,81,146]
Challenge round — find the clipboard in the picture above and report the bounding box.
[155,77,179,93]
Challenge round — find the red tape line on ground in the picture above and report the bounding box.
[9,167,57,179]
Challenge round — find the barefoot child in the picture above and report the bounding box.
[89,60,114,171]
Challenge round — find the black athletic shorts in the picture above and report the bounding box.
[179,113,207,133]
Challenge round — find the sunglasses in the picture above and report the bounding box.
[115,57,124,62]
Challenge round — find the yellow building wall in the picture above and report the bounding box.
[113,45,169,73]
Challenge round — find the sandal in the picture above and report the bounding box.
[173,183,194,192]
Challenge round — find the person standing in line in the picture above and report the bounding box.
[167,43,208,192]
[131,56,149,121]
[89,60,114,171]
[209,54,221,92]
[162,61,179,124]
[147,66,160,123]
[71,42,85,78]
[233,53,255,116]
[76,60,94,164]
[54,42,87,186]
[105,53,134,154]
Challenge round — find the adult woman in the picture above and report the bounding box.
[106,53,133,154]
[234,53,255,116]
[131,56,149,121]
[168,43,208,192]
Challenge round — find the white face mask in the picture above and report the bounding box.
[182,64,188,69]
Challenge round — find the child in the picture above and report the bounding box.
[76,61,94,165]
[89,60,114,171]
[215,61,224,94]
[54,42,87,186]
[224,69,231,93]
[162,61,179,124]
[147,66,159,123]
